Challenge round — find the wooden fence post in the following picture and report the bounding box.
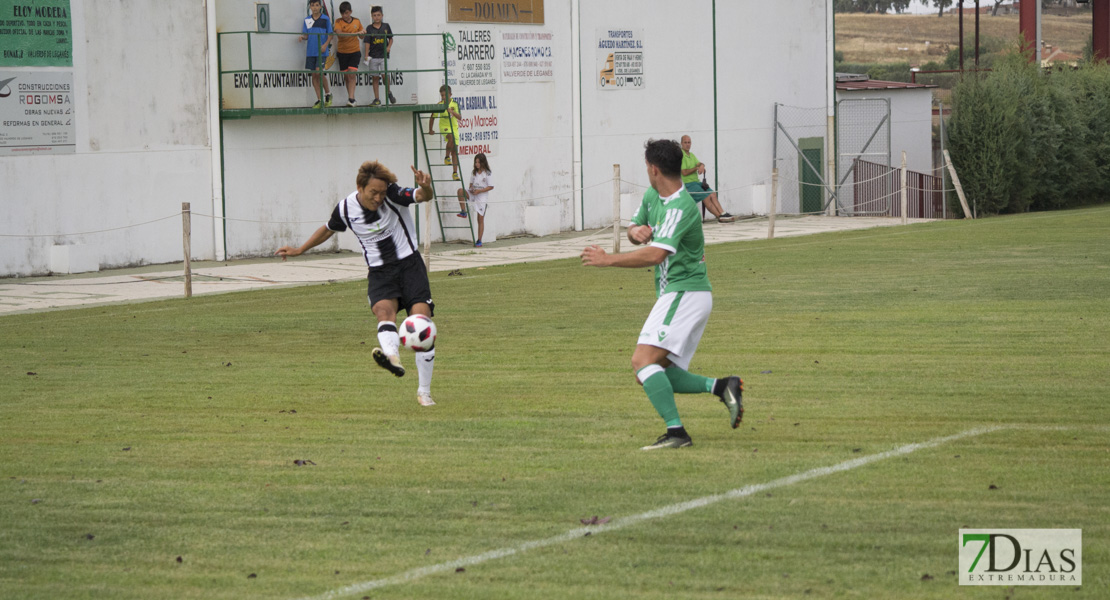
[943,150,974,219]
[423,202,432,271]
[612,164,621,254]
[900,151,908,225]
[768,168,779,240]
[182,202,192,299]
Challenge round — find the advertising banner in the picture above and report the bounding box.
[0,70,74,155]
[0,0,72,67]
[501,29,552,83]
[596,28,643,90]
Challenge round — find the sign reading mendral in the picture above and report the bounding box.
[959,529,1081,586]
[447,0,543,25]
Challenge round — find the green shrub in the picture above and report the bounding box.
[835,61,913,83]
[943,35,1009,70]
[947,49,1110,215]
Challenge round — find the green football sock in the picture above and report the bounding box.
[640,367,682,428]
[665,366,715,394]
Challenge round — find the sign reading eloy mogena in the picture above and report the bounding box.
[0,0,72,67]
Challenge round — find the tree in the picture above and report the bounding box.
[933,0,954,18]
[834,0,911,13]
[991,0,1005,17]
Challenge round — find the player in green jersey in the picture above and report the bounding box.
[581,139,744,450]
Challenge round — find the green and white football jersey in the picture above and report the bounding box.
[630,187,711,298]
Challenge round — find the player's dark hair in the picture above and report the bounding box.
[308,0,321,6]
[371,5,383,14]
[339,2,352,13]
[357,161,398,188]
[644,139,682,178]
[439,84,451,95]
[472,153,491,176]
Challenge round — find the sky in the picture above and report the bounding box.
[904,1,943,15]
[901,1,1004,15]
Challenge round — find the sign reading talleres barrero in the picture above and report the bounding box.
[0,0,73,67]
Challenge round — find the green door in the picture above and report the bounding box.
[799,137,824,215]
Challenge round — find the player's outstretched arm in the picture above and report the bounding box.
[581,244,668,268]
[275,225,334,260]
[411,166,435,203]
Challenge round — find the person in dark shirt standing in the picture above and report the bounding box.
[362,6,395,106]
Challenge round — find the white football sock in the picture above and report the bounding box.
[415,347,435,393]
[377,321,401,357]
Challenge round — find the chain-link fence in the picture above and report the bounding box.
[773,99,898,217]
[836,98,891,215]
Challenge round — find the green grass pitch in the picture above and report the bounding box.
[2,207,1108,599]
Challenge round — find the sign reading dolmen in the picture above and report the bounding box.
[447,0,544,25]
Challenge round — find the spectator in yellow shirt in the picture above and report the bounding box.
[428,85,462,180]
[681,135,735,223]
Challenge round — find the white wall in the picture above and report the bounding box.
[0,0,215,277]
[218,0,575,255]
[1,0,832,276]
[580,1,829,225]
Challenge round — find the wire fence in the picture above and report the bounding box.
[851,159,948,219]
[773,104,830,215]
[837,98,891,215]
[0,177,621,239]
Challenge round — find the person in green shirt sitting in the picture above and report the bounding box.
[681,135,735,223]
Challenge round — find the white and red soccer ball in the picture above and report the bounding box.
[400,314,437,351]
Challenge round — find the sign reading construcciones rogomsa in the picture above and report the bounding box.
[0,0,72,67]
[0,70,74,155]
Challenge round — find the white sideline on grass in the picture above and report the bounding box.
[295,425,1005,600]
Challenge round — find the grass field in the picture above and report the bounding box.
[836,12,1091,65]
[2,207,1109,599]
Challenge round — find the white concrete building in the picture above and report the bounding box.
[0,1,836,277]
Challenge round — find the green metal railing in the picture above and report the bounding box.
[215,29,472,245]
[414,111,474,244]
[216,30,452,118]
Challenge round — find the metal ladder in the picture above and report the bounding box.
[413,112,474,244]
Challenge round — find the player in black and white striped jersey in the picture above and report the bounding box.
[276,161,440,407]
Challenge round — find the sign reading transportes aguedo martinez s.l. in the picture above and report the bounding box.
[597,28,643,90]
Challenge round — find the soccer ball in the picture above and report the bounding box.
[399,314,437,351]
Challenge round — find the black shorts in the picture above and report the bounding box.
[366,252,435,317]
[337,51,361,72]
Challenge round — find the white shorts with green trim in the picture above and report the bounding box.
[637,290,712,370]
